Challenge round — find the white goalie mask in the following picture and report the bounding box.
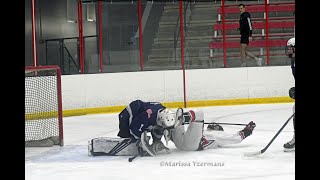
[285,37,295,58]
[157,108,176,128]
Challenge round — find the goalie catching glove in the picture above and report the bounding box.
[140,131,170,156]
[174,108,204,128]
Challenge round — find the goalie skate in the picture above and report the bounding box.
[88,137,139,156]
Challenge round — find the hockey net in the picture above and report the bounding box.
[25,65,64,147]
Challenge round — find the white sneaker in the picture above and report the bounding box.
[241,63,247,67]
[256,58,263,66]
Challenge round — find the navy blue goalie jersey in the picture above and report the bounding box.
[125,100,166,140]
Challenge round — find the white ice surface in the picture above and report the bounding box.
[26,103,295,180]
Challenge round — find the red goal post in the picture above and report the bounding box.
[25,65,64,146]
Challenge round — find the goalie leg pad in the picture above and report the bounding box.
[88,137,138,156]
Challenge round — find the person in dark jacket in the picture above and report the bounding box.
[238,4,263,67]
[283,37,295,152]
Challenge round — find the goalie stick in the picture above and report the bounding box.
[128,150,149,162]
[243,113,295,157]
[128,154,139,162]
[128,143,150,162]
[185,122,247,126]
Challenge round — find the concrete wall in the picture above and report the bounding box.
[61,66,295,111]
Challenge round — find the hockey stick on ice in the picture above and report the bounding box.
[128,138,152,162]
[205,122,247,126]
[128,140,143,162]
[128,154,139,162]
[128,148,149,162]
[185,122,247,126]
[203,122,248,126]
[243,113,295,157]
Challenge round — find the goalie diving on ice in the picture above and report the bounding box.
[88,100,174,156]
[88,100,256,157]
[141,108,256,156]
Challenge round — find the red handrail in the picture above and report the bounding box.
[216,16,295,23]
[213,33,294,39]
[98,0,103,72]
[218,3,295,14]
[265,0,270,65]
[222,2,294,8]
[77,0,84,73]
[31,0,38,67]
[209,39,287,49]
[180,1,186,108]
[214,21,295,31]
[209,53,287,59]
[222,0,227,67]
[138,0,144,71]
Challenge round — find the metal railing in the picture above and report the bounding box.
[173,1,190,64]
[44,35,97,74]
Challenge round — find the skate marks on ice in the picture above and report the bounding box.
[242,149,295,160]
[203,105,291,123]
[25,145,130,163]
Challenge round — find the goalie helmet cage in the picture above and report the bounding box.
[25,65,64,147]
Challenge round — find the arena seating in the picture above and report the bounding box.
[213,21,294,32]
[209,2,295,65]
[217,3,295,15]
